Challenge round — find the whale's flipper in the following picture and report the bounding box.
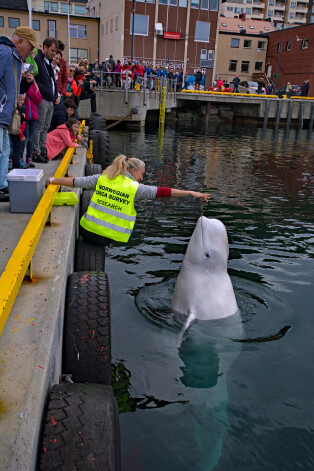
[177,311,196,345]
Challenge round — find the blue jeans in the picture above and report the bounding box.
[0,126,10,189]
[24,120,36,161]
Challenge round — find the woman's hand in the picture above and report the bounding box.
[190,191,210,202]
[77,134,84,143]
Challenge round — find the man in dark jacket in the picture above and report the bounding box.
[109,54,115,73]
[32,37,59,163]
[0,26,39,199]
[194,68,203,90]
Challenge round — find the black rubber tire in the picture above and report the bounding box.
[85,163,102,176]
[89,119,107,132]
[63,271,111,385]
[37,383,121,471]
[75,237,105,271]
[89,130,110,169]
[80,189,94,218]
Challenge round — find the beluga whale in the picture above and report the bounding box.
[171,216,238,335]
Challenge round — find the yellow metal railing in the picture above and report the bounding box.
[0,121,85,336]
[181,90,314,100]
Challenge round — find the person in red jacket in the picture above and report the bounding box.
[23,69,42,167]
[65,64,83,99]
[57,41,68,99]
[46,117,84,160]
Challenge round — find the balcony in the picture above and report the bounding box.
[251,10,265,17]
[274,3,285,9]
[294,15,307,22]
[296,5,307,11]
[252,2,265,8]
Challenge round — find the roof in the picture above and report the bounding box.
[0,0,28,10]
[219,17,276,35]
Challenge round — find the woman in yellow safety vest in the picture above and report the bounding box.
[46,154,210,246]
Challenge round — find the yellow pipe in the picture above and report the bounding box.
[181,90,278,98]
[0,139,81,336]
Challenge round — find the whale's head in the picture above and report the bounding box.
[183,217,229,273]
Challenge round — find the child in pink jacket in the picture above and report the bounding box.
[46,118,83,160]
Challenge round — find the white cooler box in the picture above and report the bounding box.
[6,169,44,213]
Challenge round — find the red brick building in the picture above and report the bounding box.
[266,24,314,95]
[87,0,220,87]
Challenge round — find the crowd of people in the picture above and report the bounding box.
[0,27,97,202]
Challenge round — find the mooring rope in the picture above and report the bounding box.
[106,111,135,130]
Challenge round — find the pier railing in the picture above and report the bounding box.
[0,122,85,336]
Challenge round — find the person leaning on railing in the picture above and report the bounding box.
[45,155,210,247]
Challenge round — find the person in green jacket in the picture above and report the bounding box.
[46,154,210,246]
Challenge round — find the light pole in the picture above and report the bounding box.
[274,1,287,91]
[131,0,135,62]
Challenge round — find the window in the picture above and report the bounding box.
[159,0,168,3]
[70,48,88,63]
[269,0,274,5]
[241,61,249,72]
[147,0,155,3]
[130,14,149,36]
[9,18,20,28]
[244,40,252,48]
[311,15,314,23]
[264,27,269,30]
[312,5,314,12]
[235,8,244,13]
[0,17,3,27]
[227,6,233,11]
[238,24,244,28]
[200,49,207,59]
[301,38,309,49]
[222,23,227,26]
[249,25,254,29]
[255,62,263,70]
[70,24,87,39]
[208,49,214,60]
[44,1,49,11]
[195,21,210,42]
[258,41,265,49]
[267,10,273,16]
[49,2,58,11]
[48,20,56,38]
[106,21,108,34]
[201,0,209,8]
[110,19,113,32]
[291,1,296,7]
[286,40,291,51]
[115,16,118,30]
[61,3,72,13]
[169,0,178,4]
[231,38,239,48]
[101,23,104,36]
[179,0,187,5]
[191,0,200,7]
[32,20,40,31]
[229,60,237,71]
[277,42,281,52]
[289,12,295,19]
[75,4,86,15]
[210,0,218,11]
[246,8,252,14]
[247,0,252,3]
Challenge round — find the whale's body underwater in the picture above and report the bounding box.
[171,216,239,335]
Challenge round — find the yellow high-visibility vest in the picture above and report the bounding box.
[80,174,139,243]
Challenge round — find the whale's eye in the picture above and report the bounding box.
[205,253,210,258]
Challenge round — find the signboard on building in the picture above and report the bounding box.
[164,32,181,40]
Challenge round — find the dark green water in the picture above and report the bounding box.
[106,121,314,471]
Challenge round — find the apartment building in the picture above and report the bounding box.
[215,16,275,82]
[221,0,310,26]
[86,0,220,86]
[0,0,98,62]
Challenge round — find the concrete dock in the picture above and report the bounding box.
[0,148,86,470]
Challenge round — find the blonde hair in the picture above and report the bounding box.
[103,154,144,180]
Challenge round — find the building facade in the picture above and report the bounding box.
[0,0,98,62]
[87,0,220,85]
[215,16,275,82]
[221,0,310,26]
[266,23,314,94]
